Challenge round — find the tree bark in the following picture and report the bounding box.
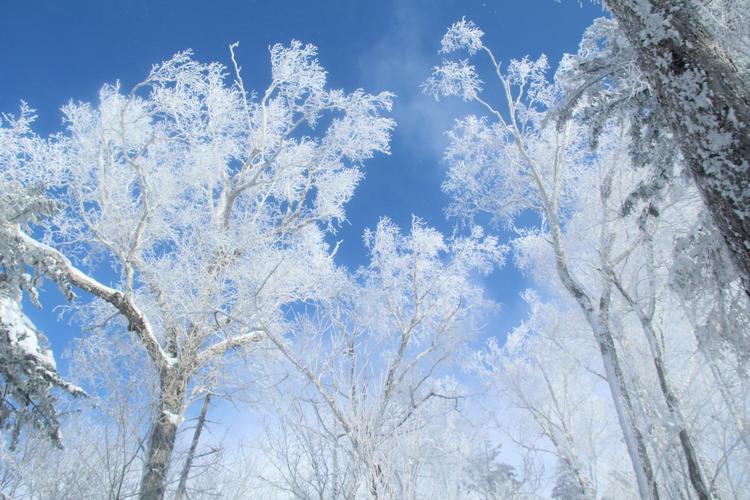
[605,0,750,300]
[649,332,712,499]
[139,366,186,500]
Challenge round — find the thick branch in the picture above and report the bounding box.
[14,227,170,368]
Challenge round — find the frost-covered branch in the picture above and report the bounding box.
[13,227,171,369]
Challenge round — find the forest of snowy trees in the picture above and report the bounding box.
[1,0,749,498]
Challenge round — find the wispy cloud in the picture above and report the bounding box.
[357,1,473,164]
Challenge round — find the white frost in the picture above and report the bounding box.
[0,294,56,369]
[162,410,184,427]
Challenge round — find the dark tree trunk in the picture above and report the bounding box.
[653,354,713,499]
[139,367,186,500]
[606,0,750,301]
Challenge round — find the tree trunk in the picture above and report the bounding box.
[612,232,715,499]
[549,216,660,499]
[606,0,750,300]
[175,393,211,500]
[632,303,714,499]
[139,367,186,500]
[651,341,712,499]
[591,298,660,500]
[557,268,661,499]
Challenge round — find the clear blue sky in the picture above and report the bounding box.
[1,0,603,365]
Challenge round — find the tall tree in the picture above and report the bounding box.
[425,19,662,498]
[0,107,85,449]
[1,41,394,499]
[255,217,504,499]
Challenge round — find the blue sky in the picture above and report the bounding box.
[1,0,603,365]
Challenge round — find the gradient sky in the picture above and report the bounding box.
[1,0,603,370]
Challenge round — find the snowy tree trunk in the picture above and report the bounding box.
[610,245,715,499]
[548,208,660,500]
[606,0,750,300]
[139,366,186,500]
[640,320,712,499]
[515,131,660,497]
[590,289,660,500]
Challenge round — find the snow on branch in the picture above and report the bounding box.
[12,226,171,368]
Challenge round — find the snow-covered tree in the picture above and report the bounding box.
[557,10,750,381]
[425,17,749,499]
[551,458,589,500]
[0,106,84,450]
[254,217,504,498]
[556,20,750,496]
[425,19,663,498]
[479,292,623,499]
[0,41,394,499]
[461,441,524,500]
[0,327,155,499]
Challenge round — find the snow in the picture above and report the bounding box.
[162,410,184,427]
[0,293,56,369]
[440,17,485,55]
